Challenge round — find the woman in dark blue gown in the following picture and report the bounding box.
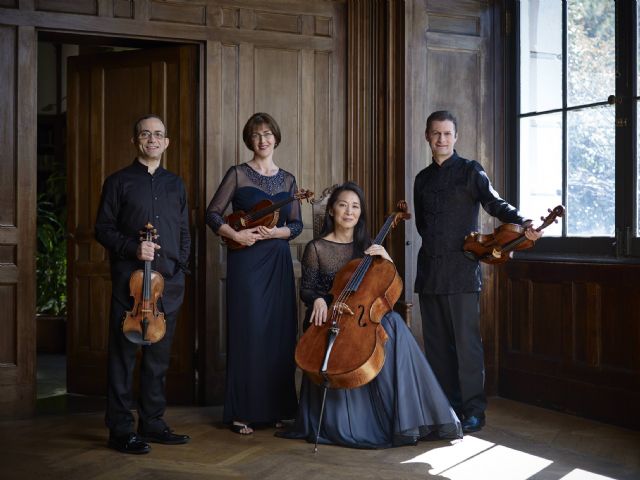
[205,113,301,435]
[278,182,462,448]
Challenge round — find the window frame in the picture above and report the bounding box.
[506,0,640,262]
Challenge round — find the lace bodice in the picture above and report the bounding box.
[300,238,359,307]
[205,163,302,239]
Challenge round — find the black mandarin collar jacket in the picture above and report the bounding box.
[413,152,525,294]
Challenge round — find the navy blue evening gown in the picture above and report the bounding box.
[205,163,302,425]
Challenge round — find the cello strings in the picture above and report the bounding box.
[336,215,393,302]
[330,215,395,326]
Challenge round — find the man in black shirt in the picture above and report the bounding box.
[95,114,191,454]
[413,110,541,433]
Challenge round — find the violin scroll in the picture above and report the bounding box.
[537,205,565,231]
[139,222,159,243]
[294,189,314,203]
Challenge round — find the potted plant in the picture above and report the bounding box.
[36,157,67,353]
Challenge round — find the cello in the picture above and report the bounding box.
[463,205,565,264]
[223,189,314,249]
[295,201,411,390]
[121,223,166,345]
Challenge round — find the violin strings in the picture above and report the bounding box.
[242,196,294,224]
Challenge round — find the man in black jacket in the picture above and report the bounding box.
[414,110,541,433]
[95,114,191,454]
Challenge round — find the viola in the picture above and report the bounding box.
[294,201,411,390]
[122,223,166,345]
[223,189,314,250]
[463,205,565,264]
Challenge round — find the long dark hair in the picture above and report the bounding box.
[320,182,371,256]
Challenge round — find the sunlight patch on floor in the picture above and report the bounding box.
[403,436,553,479]
[559,469,617,480]
[402,436,495,473]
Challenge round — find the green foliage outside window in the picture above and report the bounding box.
[566,0,615,235]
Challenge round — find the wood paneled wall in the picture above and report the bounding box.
[498,260,640,429]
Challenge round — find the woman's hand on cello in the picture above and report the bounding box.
[310,298,328,326]
[364,244,393,262]
[232,227,261,247]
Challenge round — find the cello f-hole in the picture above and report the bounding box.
[356,305,366,327]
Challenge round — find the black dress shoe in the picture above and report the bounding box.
[108,432,151,454]
[461,415,485,433]
[138,427,190,445]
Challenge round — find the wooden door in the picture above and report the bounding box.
[0,25,37,419]
[66,45,198,403]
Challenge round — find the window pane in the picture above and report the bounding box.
[519,114,563,236]
[520,0,562,114]
[567,0,615,107]
[567,106,615,236]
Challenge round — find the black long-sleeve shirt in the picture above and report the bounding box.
[95,159,191,315]
[413,152,525,294]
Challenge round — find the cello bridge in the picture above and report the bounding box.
[333,302,355,316]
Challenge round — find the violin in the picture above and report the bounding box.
[294,201,411,390]
[122,223,166,345]
[463,205,565,264]
[223,189,314,250]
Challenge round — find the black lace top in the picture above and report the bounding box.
[300,238,360,308]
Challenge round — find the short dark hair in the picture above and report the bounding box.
[242,112,282,150]
[426,110,457,134]
[132,114,167,139]
[321,181,371,257]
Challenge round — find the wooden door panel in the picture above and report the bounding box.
[67,46,197,403]
[0,25,37,419]
[500,262,640,429]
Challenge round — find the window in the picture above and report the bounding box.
[511,0,639,257]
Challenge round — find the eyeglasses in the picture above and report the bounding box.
[138,130,166,140]
[250,132,274,141]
